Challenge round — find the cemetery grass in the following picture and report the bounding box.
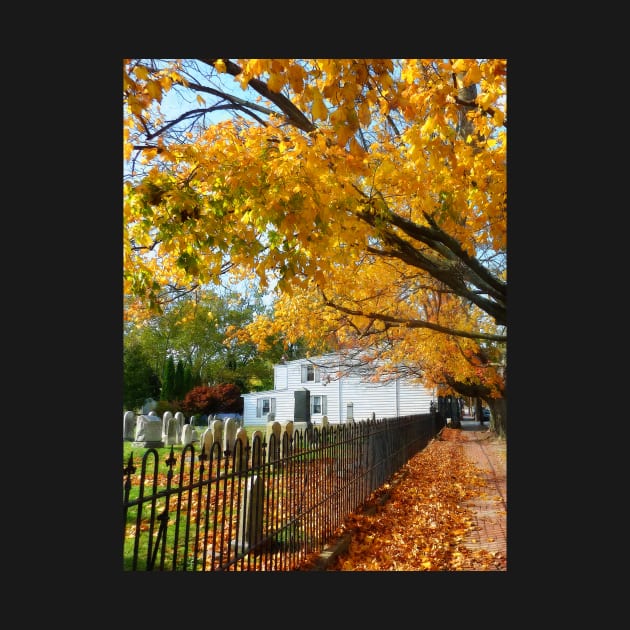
[123,424,269,571]
[124,423,392,571]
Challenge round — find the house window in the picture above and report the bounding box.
[301,364,320,383]
[311,395,327,415]
[256,397,276,418]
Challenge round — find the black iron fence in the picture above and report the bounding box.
[123,413,444,571]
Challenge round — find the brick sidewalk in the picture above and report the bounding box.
[307,424,507,571]
[460,430,507,570]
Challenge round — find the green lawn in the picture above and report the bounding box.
[123,423,268,569]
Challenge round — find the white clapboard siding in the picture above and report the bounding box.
[241,353,435,426]
[397,378,434,416]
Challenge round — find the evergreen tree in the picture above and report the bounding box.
[162,355,176,401]
[183,362,193,396]
[123,342,161,411]
[174,359,186,400]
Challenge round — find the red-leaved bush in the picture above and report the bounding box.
[182,383,243,416]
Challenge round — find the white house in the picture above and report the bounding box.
[241,352,435,426]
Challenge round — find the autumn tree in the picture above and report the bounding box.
[123,59,507,436]
[124,286,287,393]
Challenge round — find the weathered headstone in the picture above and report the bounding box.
[266,421,282,464]
[132,415,164,447]
[250,431,264,468]
[174,412,185,443]
[200,428,214,459]
[223,417,238,455]
[162,411,174,441]
[282,421,294,458]
[231,475,264,553]
[211,419,224,451]
[181,424,193,447]
[234,427,249,473]
[165,417,178,446]
[313,414,329,446]
[123,410,136,441]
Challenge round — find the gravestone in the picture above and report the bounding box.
[211,419,224,451]
[174,412,185,443]
[132,415,164,448]
[231,475,264,553]
[162,411,174,441]
[250,431,264,468]
[266,421,282,464]
[312,415,329,446]
[223,418,238,456]
[181,424,193,447]
[200,428,214,459]
[165,417,178,446]
[123,410,136,441]
[234,427,248,472]
[282,421,294,458]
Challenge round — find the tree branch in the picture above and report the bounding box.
[320,292,506,343]
[197,59,317,133]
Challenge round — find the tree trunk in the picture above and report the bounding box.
[487,397,507,439]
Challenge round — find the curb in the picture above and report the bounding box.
[308,491,392,571]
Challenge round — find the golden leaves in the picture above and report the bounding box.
[267,72,284,93]
[311,90,328,122]
[317,434,502,571]
[146,80,163,102]
[124,59,506,384]
[286,63,306,93]
[132,65,150,81]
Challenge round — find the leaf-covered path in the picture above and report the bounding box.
[301,426,507,571]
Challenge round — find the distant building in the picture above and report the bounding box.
[241,352,434,425]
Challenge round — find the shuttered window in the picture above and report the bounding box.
[301,364,320,382]
[311,395,327,415]
[256,398,276,418]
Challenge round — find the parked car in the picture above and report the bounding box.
[474,407,490,423]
